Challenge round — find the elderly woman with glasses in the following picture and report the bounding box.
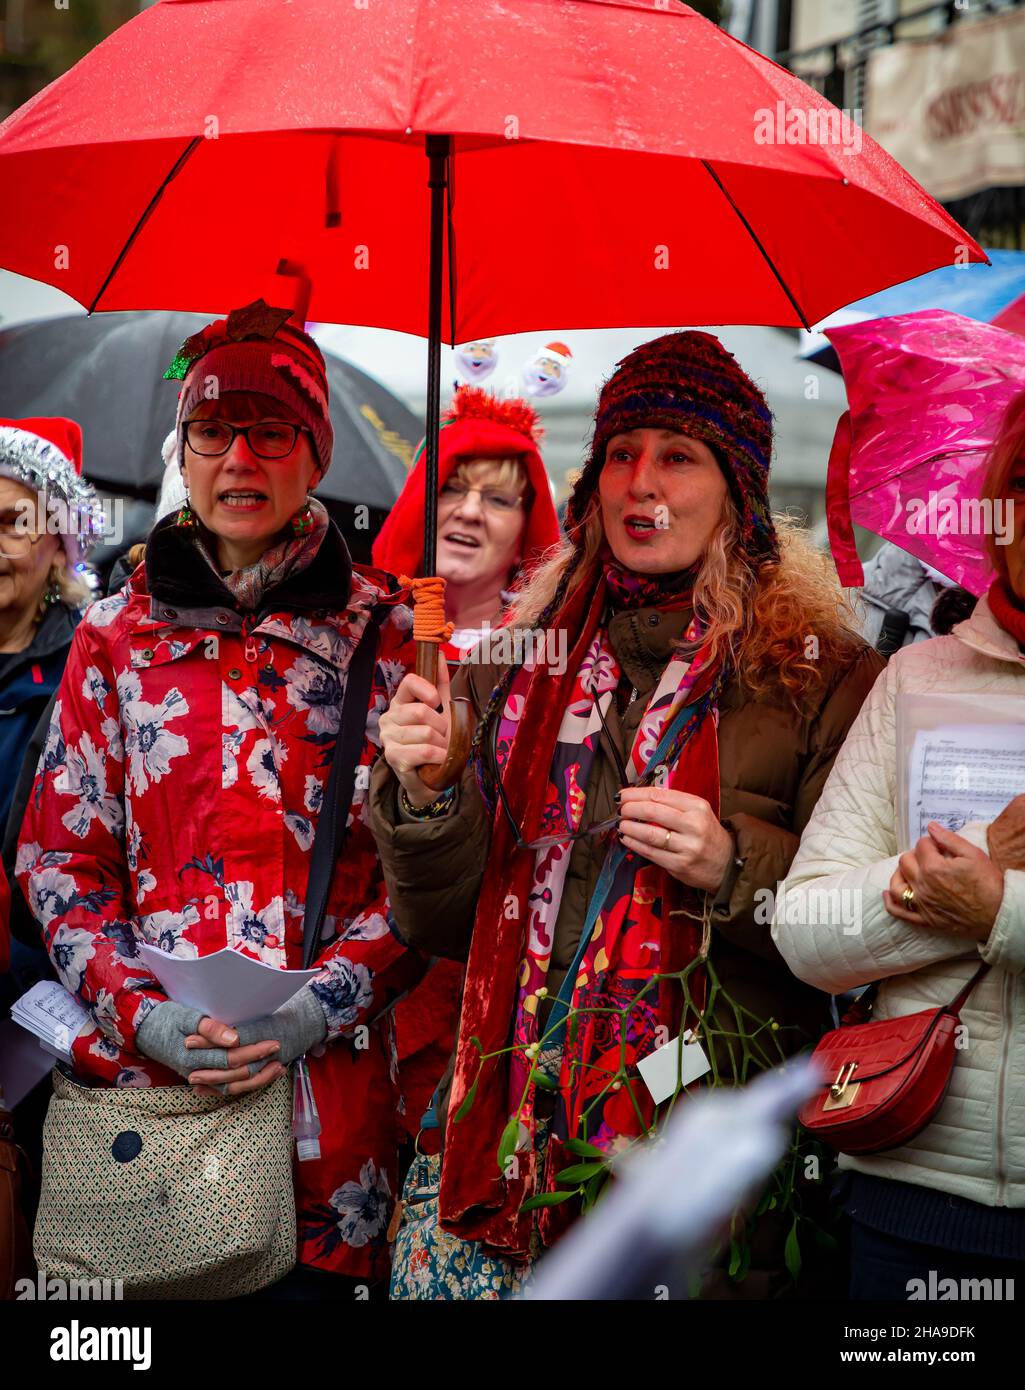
[0,418,97,830]
[0,417,99,1194]
[372,387,560,664]
[16,303,424,1295]
[372,332,884,1300]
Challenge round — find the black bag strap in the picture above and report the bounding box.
[875,607,911,657]
[303,615,380,970]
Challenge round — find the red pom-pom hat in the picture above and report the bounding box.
[372,386,560,579]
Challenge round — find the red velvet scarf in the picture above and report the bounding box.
[988,576,1025,650]
[438,561,723,1257]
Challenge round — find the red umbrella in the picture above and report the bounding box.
[0,0,985,774]
[0,0,981,335]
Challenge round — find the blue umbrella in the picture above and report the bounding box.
[801,249,1025,371]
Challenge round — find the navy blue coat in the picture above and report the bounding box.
[0,603,79,831]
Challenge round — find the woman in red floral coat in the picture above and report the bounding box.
[16,303,423,1293]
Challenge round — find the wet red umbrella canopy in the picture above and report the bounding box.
[0,0,982,337]
[0,0,985,773]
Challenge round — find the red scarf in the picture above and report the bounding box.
[988,576,1025,649]
[439,561,724,1256]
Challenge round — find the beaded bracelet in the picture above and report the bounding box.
[400,784,456,820]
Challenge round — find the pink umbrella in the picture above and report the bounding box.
[825,309,1025,596]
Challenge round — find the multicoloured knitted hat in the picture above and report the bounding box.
[164,299,334,477]
[567,330,778,563]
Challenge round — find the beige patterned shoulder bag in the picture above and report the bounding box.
[34,1068,295,1300]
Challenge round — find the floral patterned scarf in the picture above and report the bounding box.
[194,497,330,611]
[440,556,726,1256]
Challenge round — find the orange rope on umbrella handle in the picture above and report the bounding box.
[400,575,455,646]
[399,574,472,791]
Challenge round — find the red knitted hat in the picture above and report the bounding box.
[372,387,560,579]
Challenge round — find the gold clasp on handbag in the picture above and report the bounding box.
[822,1061,860,1111]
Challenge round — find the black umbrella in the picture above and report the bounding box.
[0,311,420,509]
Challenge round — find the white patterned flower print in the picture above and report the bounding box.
[57,733,123,839]
[328,1159,391,1249]
[116,670,190,795]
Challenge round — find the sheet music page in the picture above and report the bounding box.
[907,725,1025,846]
[10,980,90,1051]
[137,943,319,1026]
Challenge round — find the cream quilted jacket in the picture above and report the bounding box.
[773,594,1025,1208]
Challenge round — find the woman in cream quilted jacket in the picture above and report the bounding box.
[775,392,1025,1300]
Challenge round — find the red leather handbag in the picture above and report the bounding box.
[799,964,989,1155]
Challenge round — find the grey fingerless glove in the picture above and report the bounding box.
[234,987,328,1067]
[135,991,328,1083]
[135,1001,236,1078]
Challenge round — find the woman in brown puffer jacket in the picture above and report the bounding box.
[371,330,883,1299]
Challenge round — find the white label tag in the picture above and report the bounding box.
[637,1029,712,1104]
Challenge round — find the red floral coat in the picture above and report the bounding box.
[17,521,426,1279]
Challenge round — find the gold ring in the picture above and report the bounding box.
[901,885,916,910]
[663,828,673,850]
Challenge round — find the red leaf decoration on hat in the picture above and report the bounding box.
[443,385,543,443]
[162,298,294,379]
[225,299,293,342]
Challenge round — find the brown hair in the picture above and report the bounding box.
[185,391,304,425]
[450,453,528,497]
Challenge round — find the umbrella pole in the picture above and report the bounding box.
[415,134,471,790]
[421,134,447,583]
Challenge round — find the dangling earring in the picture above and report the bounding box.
[38,564,61,618]
[291,496,314,537]
[176,492,197,530]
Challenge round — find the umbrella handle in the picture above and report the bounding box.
[414,640,473,791]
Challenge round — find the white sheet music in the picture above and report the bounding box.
[10,979,90,1060]
[907,725,1025,846]
[137,943,319,1026]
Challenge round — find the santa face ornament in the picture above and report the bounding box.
[455,339,498,382]
[521,341,572,397]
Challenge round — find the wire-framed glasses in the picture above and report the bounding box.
[0,514,45,558]
[439,480,524,514]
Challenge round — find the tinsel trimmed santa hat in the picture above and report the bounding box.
[372,386,560,579]
[0,416,103,562]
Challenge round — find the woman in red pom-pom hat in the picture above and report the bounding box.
[373,386,559,664]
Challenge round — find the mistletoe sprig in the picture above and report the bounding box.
[454,951,831,1286]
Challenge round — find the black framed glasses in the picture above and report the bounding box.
[184,420,312,459]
